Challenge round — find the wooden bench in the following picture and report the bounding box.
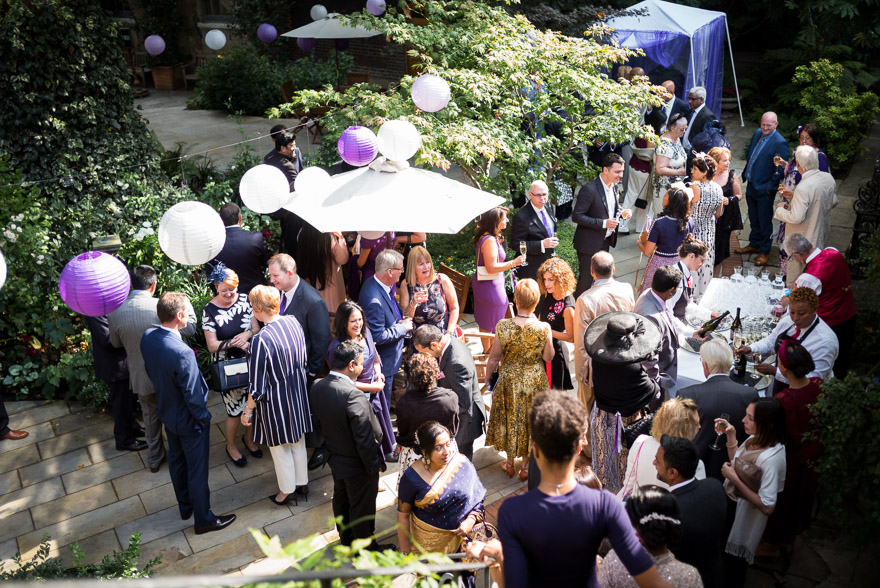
[184,55,210,90]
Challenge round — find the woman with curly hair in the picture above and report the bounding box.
[637,187,694,293]
[535,257,577,390]
[736,286,839,395]
[689,153,724,299]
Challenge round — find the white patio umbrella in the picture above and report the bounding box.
[282,159,505,233]
[281,13,382,40]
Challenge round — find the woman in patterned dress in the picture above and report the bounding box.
[485,279,554,481]
[652,113,689,216]
[399,245,460,337]
[535,257,576,390]
[689,153,724,300]
[202,264,261,467]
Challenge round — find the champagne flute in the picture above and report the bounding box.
[710,413,731,451]
[519,241,528,266]
[551,232,558,257]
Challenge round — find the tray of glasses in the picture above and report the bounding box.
[729,368,773,390]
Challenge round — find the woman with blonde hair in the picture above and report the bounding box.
[536,257,577,390]
[203,263,261,466]
[618,398,707,498]
[708,146,743,270]
[485,279,554,480]
[399,245,460,337]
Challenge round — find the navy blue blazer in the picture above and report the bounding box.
[210,226,270,296]
[743,129,789,194]
[281,279,331,377]
[140,328,211,437]
[359,276,407,378]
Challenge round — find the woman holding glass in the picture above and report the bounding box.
[202,263,261,466]
[709,146,744,271]
[652,113,689,211]
[399,245,460,337]
[535,257,576,390]
[689,153,724,300]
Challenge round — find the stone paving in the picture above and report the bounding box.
[2,91,877,582]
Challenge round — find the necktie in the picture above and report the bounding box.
[279,292,288,314]
[539,208,553,238]
[686,275,692,288]
[745,134,767,181]
[391,291,402,320]
[793,326,801,339]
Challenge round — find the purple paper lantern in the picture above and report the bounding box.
[297,37,316,51]
[334,39,349,52]
[337,126,379,167]
[411,74,451,113]
[366,0,386,16]
[144,35,166,56]
[257,23,277,43]
[58,251,131,317]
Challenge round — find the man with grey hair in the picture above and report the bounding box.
[511,179,558,281]
[782,233,856,378]
[359,250,411,459]
[682,86,715,151]
[775,145,838,282]
[677,339,757,480]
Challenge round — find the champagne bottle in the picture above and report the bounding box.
[730,307,742,334]
[730,307,746,377]
[697,310,730,337]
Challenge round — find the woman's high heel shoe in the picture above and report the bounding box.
[294,485,309,502]
[519,467,529,482]
[501,460,515,478]
[242,434,262,458]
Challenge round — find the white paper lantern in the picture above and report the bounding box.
[310,4,328,20]
[377,119,422,162]
[359,231,385,240]
[239,164,292,214]
[294,166,332,199]
[205,29,227,51]
[158,201,226,266]
[0,248,6,292]
[411,74,451,112]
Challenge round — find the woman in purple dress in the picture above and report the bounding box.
[326,300,396,456]
[357,231,396,292]
[471,207,524,350]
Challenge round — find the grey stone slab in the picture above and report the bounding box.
[264,501,336,547]
[38,419,114,459]
[0,510,33,543]
[4,400,52,416]
[31,482,119,529]
[62,452,144,494]
[138,464,237,514]
[0,422,54,456]
[88,437,141,465]
[183,497,292,553]
[115,505,195,546]
[155,532,263,576]
[226,447,277,482]
[138,530,193,572]
[210,470,279,514]
[51,408,113,436]
[0,478,66,518]
[0,443,40,475]
[17,496,145,561]
[0,537,19,571]
[0,470,21,494]
[19,447,92,487]
[11,402,70,429]
[54,529,121,569]
[66,401,89,414]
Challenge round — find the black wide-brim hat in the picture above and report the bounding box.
[586,311,662,365]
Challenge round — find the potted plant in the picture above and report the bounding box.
[132,0,189,90]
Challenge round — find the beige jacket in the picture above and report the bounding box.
[573,278,635,387]
[776,168,838,249]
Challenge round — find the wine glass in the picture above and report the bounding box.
[551,232,558,257]
[519,241,528,266]
[732,266,743,283]
[710,413,731,451]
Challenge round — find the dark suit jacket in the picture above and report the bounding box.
[685,105,716,147]
[743,129,789,195]
[572,176,619,256]
[633,290,678,392]
[359,276,407,379]
[646,97,690,134]
[265,148,305,260]
[510,203,556,281]
[84,315,128,383]
[263,148,303,190]
[140,328,211,437]
[282,279,331,377]
[438,337,487,445]
[677,374,757,479]
[671,478,727,588]
[669,96,691,123]
[210,226,270,296]
[309,373,383,479]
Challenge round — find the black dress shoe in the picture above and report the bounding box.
[194,513,236,535]
[226,447,247,467]
[116,440,148,452]
[307,446,329,470]
[149,456,166,473]
[242,434,262,458]
[180,510,193,521]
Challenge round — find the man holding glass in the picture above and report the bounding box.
[511,179,558,281]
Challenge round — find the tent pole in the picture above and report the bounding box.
[724,17,744,127]
[689,37,696,89]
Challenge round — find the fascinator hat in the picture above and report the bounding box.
[586,311,662,365]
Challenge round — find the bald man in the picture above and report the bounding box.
[739,112,789,266]
[511,179,559,281]
[648,80,690,134]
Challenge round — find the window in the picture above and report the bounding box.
[201,0,232,21]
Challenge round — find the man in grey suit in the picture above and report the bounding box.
[655,435,726,588]
[309,341,387,548]
[677,340,757,480]
[413,325,487,460]
[109,266,197,472]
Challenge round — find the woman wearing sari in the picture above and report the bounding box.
[397,421,487,579]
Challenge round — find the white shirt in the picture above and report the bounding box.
[750,314,839,383]
[668,477,697,493]
[279,276,301,313]
[665,261,699,336]
[684,103,705,147]
[530,202,548,252]
[159,325,182,339]
[792,247,829,295]
[663,96,676,129]
[601,177,617,232]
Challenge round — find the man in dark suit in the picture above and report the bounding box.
[359,249,412,409]
[645,80,690,134]
[84,315,145,452]
[739,112,790,266]
[269,253,331,466]
[572,153,631,297]
[413,325,487,460]
[682,86,716,152]
[677,339,757,480]
[209,202,270,295]
[264,129,305,260]
[309,341,387,547]
[141,292,236,535]
[655,435,726,588]
[510,180,559,281]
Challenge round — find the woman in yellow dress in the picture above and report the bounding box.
[485,279,554,481]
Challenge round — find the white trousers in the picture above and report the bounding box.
[620,168,652,234]
[268,437,308,494]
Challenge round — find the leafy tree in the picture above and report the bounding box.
[269,0,660,198]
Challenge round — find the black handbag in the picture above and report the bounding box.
[209,340,249,392]
[622,413,655,450]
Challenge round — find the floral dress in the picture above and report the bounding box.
[485,320,549,460]
[652,138,687,201]
[202,293,253,416]
[692,181,723,300]
[536,294,574,390]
